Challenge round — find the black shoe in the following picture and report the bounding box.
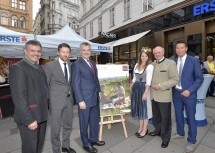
[135,132,140,136]
[148,131,160,136]
[62,147,76,153]
[137,129,148,138]
[161,140,169,148]
[91,141,105,146]
[83,146,98,153]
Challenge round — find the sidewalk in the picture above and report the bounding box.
[0,97,215,153]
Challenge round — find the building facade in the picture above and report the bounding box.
[79,0,215,64]
[35,0,80,35]
[0,0,33,33]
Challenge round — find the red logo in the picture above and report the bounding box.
[21,36,27,42]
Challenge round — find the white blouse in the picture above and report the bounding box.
[132,64,154,86]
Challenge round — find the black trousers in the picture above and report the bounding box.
[208,80,215,95]
[18,121,47,153]
[152,100,171,142]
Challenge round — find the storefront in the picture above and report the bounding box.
[93,0,215,64]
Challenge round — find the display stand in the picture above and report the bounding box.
[184,74,214,126]
[99,114,128,141]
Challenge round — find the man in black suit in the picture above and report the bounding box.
[72,42,105,153]
[9,40,49,153]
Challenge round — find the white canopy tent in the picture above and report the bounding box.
[0,26,34,58]
[0,25,113,58]
[36,25,113,57]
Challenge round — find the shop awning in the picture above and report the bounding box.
[107,30,151,47]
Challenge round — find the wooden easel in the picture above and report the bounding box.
[99,114,128,141]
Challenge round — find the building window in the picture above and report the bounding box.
[83,1,86,14]
[52,1,55,9]
[59,2,62,10]
[12,0,17,8]
[83,25,86,38]
[90,22,93,37]
[90,0,93,9]
[19,0,26,10]
[142,0,153,12]
[1,13,8,25]
[59,18,62,25]
[20,16,26,28]
[98,16,102,32]
[12,15,18,27]
[72,21,76,29]
[124,0,130,20]
[110,7,115,27]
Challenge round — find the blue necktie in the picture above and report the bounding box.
[178,58,183,87]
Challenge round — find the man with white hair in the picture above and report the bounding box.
[148,46,179,148]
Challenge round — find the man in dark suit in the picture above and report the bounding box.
[9,40,49,153]
[44,43,76,153]
[172,42,203,153]
[72,42,105,153]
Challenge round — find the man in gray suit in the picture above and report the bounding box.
[204,55,215,97]
[44,43,76,153]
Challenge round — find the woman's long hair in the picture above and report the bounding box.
[137,48,152,71]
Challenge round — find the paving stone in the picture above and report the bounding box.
[194,144,215,153]
[201,131,215,149]
[133,136,184,153]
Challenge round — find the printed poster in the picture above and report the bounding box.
[97,64,131,116]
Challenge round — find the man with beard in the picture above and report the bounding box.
[44,43,76,153]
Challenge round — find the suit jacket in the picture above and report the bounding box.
[72,57,101,107]
[44,59,74,108]
[173,55,203,98]
[204,60,215,72]
[9,59,48,126]
[151,58,179,102]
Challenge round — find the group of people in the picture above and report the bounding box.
[8,39,213,153]
[130,42,204,153]
[9,40,104,153]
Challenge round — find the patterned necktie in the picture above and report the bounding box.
[64,63,68,82]
[87,60,96,76]
[178,58,183,87]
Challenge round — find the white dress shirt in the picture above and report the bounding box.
[132,64,154,86]
[176,54,187,89]
[58,58,70,81]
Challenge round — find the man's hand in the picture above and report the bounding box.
[79,101,87,109]
[181,90,190,97]
[28,121,38,130]
[142,93,147,101]
[152,84,160,90]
